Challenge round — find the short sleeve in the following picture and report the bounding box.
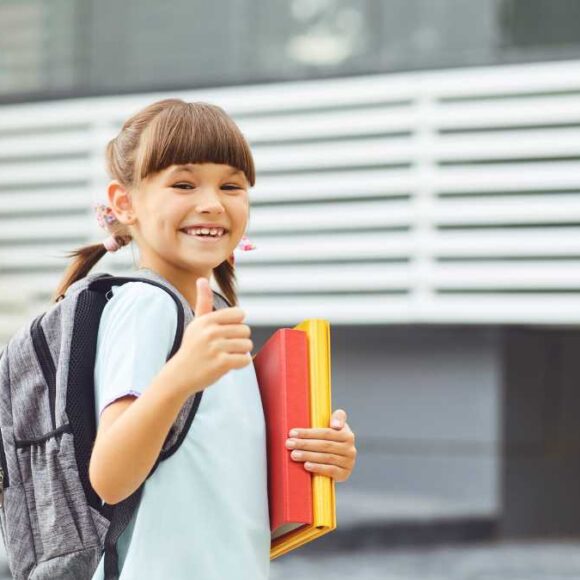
[94,282,178,422]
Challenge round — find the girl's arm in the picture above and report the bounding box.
[89,359,191,505]
[90,278,252,505]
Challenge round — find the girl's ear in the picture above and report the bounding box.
[107,180,136,225]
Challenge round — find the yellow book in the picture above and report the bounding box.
[269,319,337,559]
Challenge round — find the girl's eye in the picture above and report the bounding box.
[172,183,243,191]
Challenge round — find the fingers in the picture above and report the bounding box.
[289,449,351,470]
[206,306,247,324]
[217,338,253,354]
[288,427,354,443]
[302,462,351,482]
[286,437,350,455]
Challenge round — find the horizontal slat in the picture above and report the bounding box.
[234,231,412,262]
[435,195,580,226]
[0,272,61,302]
[239,106,416,143]
[0,159,90,187]
[434,263,580,289]
[0,132,91,159]
[434,228,580,257]
[253,137,414,172]
[0,215,94,241]
[415,296,580,325]
[435,129,580,161]
[434,96,580,130]
[433,162,580,193]
[426,60,580,97]
[0,189,90,214]
[236,263,411,292]
[251,199,412,232]
[238,294,414,325]
[252,169,415,202]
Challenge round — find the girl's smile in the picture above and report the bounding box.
[179,228,229,243]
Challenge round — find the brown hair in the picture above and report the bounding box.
[53,99,256,306]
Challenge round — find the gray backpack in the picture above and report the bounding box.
[0,269,228,579]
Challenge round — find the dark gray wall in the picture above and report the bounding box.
[501,327,580,538]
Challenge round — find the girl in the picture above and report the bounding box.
[54,99,357,579]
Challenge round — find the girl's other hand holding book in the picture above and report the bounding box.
[285,409,357,483]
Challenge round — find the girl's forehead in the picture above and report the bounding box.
[163,163,245,178]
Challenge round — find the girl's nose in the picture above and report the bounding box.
[195,188,225,212]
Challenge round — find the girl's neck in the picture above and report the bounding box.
[136,265,208,310]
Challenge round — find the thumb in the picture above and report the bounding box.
[194,277,213,317]
[330,409,347,429]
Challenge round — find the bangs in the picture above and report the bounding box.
[135,101,255,186]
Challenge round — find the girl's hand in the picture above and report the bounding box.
[285,409,357,483]
[169,278,253,397]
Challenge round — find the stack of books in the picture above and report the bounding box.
[253,319,337,559]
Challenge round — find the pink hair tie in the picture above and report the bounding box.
[103,235,122,253]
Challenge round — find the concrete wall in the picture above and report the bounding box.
[501,327,580,538]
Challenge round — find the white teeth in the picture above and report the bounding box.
[183,227,225,237]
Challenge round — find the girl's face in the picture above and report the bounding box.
[126,162,250,278]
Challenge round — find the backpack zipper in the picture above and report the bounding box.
[31,314,57,431]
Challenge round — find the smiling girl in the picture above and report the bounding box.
[54,99,356,579]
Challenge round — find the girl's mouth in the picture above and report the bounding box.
[179,227,228,242]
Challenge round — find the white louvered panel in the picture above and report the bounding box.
[252,136,414,172]
[0,159,89,187]
[435,129,580,162]
[434,195,580,226]
[0,189,89,213]
[432,162,580,193]
[237,106,416,143]
[252,169,415,202]
[0,215,91,242]
[433,229,580,257]
[0,131,91,159]
[434,263,580,290]
[234,294,414,326]
[0,270,62,309]
[250,199,412,232]
[236,263,412,293]
[233,231,412,262]
[424,60,580,95]
[416,296,580,325]
[433,97,580,130]
[4,59,580,331]
[0,244,73,269]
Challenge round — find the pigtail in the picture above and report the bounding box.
[52,243,109,303]
[213,260,239,307]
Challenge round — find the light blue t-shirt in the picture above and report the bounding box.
[91,282,271,580]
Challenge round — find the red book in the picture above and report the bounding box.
[253,328,313,539]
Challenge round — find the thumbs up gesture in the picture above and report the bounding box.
[168,277,254,398]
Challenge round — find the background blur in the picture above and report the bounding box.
[2,1,580,578]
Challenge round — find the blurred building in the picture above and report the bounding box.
[2,0,580,545]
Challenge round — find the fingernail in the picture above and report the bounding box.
[289,429,299,437]
[291,450,302,459]
[286,439,296,449]
[331,419,341,428]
